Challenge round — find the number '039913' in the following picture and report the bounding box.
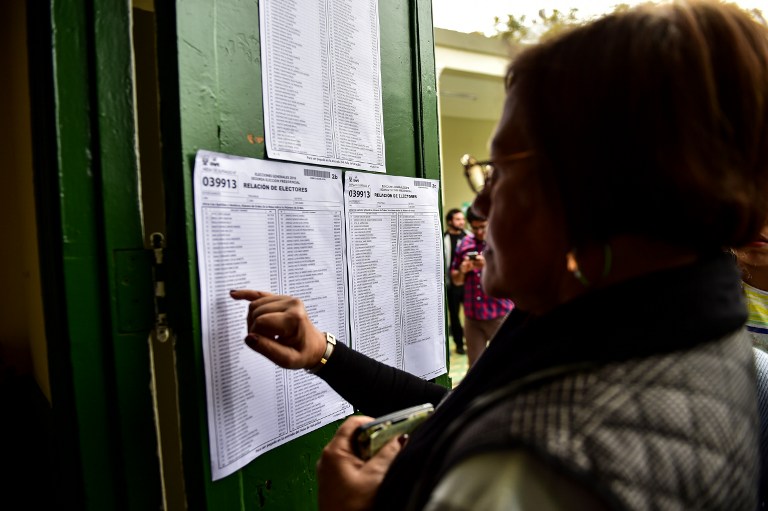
[202,176,237,189]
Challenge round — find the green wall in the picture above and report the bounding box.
[440,116,498,217]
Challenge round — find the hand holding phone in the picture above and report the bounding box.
[317,415,400,511]
[352,403,434,460]
[466,251,479,260]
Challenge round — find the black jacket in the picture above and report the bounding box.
[320,253,758,509]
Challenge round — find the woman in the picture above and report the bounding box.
[231,2,768,509]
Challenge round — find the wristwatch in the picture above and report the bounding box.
[307,332,337,374]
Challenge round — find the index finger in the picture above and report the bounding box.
[230,289,274,301]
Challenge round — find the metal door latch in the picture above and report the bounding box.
[151,232,170,343]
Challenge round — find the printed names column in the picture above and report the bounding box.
[348,211,402,367]
[202,207,284,469]
[279,209,349,431]
[398,211,444,377]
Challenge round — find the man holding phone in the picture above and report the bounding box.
[450,209,514,366]
[443,208,468,355]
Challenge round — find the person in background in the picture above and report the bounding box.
[231,2,768,509]
[734,222,768,353]
[450,208,513,366]
[442,208,468,355]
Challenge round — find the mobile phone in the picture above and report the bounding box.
[353,403,434,460]
[466,251,479,260]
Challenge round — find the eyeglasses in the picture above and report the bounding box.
[460,150,535,193]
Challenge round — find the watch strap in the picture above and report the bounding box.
[307,332,336,374]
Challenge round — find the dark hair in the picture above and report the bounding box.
[466,208,486,224]
[508,0,768,249]
[445,208,463,223]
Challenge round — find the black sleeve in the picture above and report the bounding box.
[316,342,450,417]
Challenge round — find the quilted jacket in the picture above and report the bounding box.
[441,329,759,510]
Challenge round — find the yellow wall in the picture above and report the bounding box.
[0,1,50,401]
[439,116,498,220]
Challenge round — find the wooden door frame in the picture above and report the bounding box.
[28,0,160,508]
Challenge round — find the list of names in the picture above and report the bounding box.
[195,151,352,481]
[345,172,446,379]
[260,0,385,172]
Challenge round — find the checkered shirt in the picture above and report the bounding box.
[451,234,514,320]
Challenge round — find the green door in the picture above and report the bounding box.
[29,0,160,508]
[155,0,445,508]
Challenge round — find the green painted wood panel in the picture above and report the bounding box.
[48,3,118,506]
[156,0,444,508]
[91,0,160,507]
[35,0,160,508]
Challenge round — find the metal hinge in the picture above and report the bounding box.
[151,232,170,343]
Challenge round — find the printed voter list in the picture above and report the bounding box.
[259,0,386,172]
[345,171,447,380]
[193,150,352,480]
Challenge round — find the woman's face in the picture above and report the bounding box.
[734,222,768,271]
[471,90,569,314]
